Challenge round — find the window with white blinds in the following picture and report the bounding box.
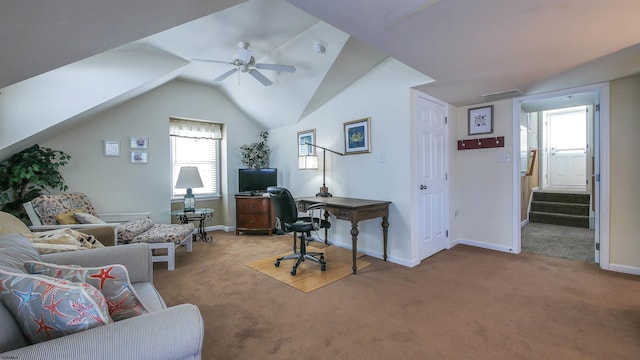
[170,119,222,199]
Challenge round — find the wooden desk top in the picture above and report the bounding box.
[296,196,391,209]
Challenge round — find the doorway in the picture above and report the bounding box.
[513,84,610,267]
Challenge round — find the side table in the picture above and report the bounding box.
[171,208,214,242]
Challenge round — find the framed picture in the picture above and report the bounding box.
[468,106,493,135]
[343,117,371,155]
[297,129,316,156]
[130,136,149,149]
[104,140,120,157]
[130,151,148,164]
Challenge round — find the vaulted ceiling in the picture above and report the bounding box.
[2,0,640,158]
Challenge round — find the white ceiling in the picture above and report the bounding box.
[1,0,640,154]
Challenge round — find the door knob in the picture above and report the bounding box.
[420,185,428,190]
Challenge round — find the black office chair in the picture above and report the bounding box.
[267,186,326,275]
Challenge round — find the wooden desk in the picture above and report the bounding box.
[296,196,391,274]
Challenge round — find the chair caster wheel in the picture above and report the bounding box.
[320,255,325,261]
[290,269,297,275]
[274,261,280,267]
[321,265,326,271]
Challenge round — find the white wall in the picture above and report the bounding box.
[42,80,261,225]
[269,58,432,265]
[451,100,516,252]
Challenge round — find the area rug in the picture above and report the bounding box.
[246,244,370,293]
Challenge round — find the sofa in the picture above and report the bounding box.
[0,212,204,359]
[23,193,195,270]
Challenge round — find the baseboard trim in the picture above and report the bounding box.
[457,238,515,254]
[607,263,640,276]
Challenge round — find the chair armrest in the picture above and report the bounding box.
[78,226,116,246]
[97,212,151,223]
[0,304,203,360]
[41,243,153,284]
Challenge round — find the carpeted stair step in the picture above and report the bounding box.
[529,211,589,228]
[532,192,590,205]
[530,201,589,216]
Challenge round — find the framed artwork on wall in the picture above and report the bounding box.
[130,136,149,149]
[130,151,148,164]
[104,140,120,157]
[343,117,371,155]
[297,129,316,156]
[468,105,493,135]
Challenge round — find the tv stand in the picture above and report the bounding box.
[235,194,275,236]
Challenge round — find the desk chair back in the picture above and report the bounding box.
[266,187,310,232]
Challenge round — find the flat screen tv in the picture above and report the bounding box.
[238,168,277,193]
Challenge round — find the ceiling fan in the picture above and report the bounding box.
[192,41,296,86]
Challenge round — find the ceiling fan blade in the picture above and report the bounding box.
[191,58,233,65]
[214,68,238,82]
[248,69,273,86]
[255,63,296,73]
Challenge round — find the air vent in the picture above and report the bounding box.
[481,89,521,102]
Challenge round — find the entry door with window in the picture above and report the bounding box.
[415,94,448,260]
[544,107,587,190]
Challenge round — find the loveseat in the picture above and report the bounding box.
[0,214,204,359]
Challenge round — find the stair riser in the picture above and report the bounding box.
[529,212,589,228]
[530,202,589,216]
[532,193,590,205]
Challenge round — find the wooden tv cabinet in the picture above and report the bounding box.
[235,194,275,236]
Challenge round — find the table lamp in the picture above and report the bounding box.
[175,166,204,211]
[300,142,343,197]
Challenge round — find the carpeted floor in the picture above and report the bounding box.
[522,222,595,263]
[153,231,640,360]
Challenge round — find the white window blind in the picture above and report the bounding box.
[170,119,222,198]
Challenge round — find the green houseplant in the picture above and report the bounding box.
[0,144,71,219]
[240,131,270,169]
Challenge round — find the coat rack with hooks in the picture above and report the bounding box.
[457,136,504,150]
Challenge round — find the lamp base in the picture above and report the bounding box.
[317,186,332,197]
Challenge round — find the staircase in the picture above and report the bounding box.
[529,191,590,228]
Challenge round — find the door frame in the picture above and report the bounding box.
[511,83,610,269]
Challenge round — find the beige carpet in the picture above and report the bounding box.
[246,244,370,293]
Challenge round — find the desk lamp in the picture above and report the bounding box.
[299,142,343,197]
[175,166,204,211]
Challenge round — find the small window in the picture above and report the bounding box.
[170,118,222,199]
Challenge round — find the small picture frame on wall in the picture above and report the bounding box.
[468,105,493,135]
[343,117,371,155]
[104,140,120,157]
[130,151,148,164]
[297,129,316,156]
[130,136,149,149]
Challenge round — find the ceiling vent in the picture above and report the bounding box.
[481,89,521,102]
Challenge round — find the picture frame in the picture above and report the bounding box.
[104,140,120,157]
[343,117,371,155]
[297,129,316,156]
[468,105,493,135]
[130,136,149,149]
[130,151,148,164]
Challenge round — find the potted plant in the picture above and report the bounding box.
[0,144,71,219]
[240,131,270,168]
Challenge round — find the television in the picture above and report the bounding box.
[238,168,277,194]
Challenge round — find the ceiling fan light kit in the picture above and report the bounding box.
[192,41,296,86]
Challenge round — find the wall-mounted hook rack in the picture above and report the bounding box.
[457,136,504,150]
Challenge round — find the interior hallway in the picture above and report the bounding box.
[521,222,595,263]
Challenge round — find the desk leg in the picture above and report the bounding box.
[382,216,389,261]
[350,221,359,274]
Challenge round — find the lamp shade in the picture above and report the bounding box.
[298,155,319,170]
[175,166,204,189]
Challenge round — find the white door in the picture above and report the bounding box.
[546,107,587,190]
[416,95,448,260]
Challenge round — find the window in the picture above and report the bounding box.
[170,118,222,199]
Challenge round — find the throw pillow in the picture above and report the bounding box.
[24,262,150,321]
[55,210,80,225]
[0,233,42,272]
[74,212,107,225]
[24,229,105,254]
[0,269,112,344]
